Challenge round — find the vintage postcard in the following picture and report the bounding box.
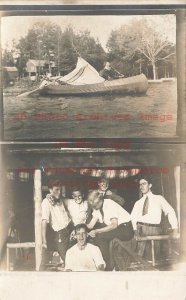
[0,2,186,300]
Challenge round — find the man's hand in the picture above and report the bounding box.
[170,228,179,239]
[97,264,105,271]
[106,190,112,196]
[42,243,47,249]
[88,230,97,238]
[134,230,139,240]
[70,230,76,241]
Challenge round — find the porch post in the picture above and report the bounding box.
[174,166,180,230]
[0,16,4,139]
[34,169,42,271]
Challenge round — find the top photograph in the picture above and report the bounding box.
[1,8,185,140]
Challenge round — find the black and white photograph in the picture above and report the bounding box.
[0,3,186,300]
[1,13,180,139]
[0,146,184,273]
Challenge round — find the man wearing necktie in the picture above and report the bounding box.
[131,176,178,260]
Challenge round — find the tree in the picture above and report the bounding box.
[58,27,106,74]
[14,22,106,76]
[137,30,175,80]
[2,49,15,66]
[15,21,62,76]
[106,18,176,79]
[73,31,106,71]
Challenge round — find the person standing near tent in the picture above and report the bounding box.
[40,180,73,271]
[131,175,178,260]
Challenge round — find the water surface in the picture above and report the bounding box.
[4,81,177,140]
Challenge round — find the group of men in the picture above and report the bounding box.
[40,176,178,271]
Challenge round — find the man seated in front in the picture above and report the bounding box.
[65,223,105,271]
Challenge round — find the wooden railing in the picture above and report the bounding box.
[6,242,36,271]
[136,234,180,266]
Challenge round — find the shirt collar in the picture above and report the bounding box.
[143,191,153,198]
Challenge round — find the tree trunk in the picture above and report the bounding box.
[152,62,156,80]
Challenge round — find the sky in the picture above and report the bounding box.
[1,14,176,51]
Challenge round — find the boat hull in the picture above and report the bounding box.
[40,74,148,96]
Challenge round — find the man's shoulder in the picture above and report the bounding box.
[83,200,88,208]
[104,197,115,204]
[64,198,74,206]
[87,243,100,251]
[150,193,164,200]
[134,197,143,205]
[42,197,49,205]
[67,244,78,254]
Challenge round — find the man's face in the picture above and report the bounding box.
[76,228,87,247]
[98,179,109,191]
[139,179,152,195]
[49,186,61,199]
[72,191,83,204]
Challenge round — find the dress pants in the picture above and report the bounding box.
[39,222,73,271]
[92,221,134,270]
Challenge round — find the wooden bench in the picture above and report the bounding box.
[6,242,35,271]
[136,234,180,267]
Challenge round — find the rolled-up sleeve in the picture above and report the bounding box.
[65,249,73,271]
[131,202,139,230]
[92,246,106,269]
[160,196,178,229]
[41,199,50,223]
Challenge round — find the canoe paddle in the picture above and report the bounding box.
[17,87,42,98]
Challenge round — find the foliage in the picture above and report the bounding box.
[106,18,176,79]
[10,22,106,77]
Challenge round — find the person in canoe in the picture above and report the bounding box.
[99,61,124,80]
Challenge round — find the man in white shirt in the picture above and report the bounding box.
[65,223,105,271]
[64,188,88,226]
[40,180,73,271]
[87,190,134,270]
[131,175,178,259]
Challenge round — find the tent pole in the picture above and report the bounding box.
[34,169,42,271]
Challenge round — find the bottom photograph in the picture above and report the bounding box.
[0,146,183,272]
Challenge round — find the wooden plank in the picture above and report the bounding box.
[137,234,180,241]
[34,169,42,271]
[7,242,35,248]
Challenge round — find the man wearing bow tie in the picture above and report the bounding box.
[40,180,73,270]
[131,175,178,260]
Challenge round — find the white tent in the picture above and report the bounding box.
[58,57,105,85]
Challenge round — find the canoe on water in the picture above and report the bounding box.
[40,74,148,96]
[17,58,148,97]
